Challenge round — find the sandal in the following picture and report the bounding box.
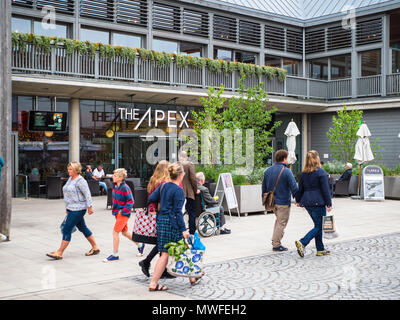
[190,272,205,286]
[149,284,168,292]
[85,248,100,256]
[46,251,63,260]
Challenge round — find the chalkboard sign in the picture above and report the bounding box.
[28,111,67,132]
[363,165,385,201]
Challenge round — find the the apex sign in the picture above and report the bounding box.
[118,107,190,130]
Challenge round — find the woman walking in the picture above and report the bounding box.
[137,160,172,277]
[294,150,332,258]
[47,161,100,260]
[147,163,198,291]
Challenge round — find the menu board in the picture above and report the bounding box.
[363,165,385,201]
[28,111,67,132]
[214,173,240,219]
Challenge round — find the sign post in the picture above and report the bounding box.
[213,173,240,220]
[363,165,385,201]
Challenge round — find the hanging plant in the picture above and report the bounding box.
[18,33,29,52]
[152,51,172,67]
[12,32,19,49]
[63,38,76,55]
[238,62,254,76]
[99,44,116,59]
[207,59,222,73]
[255,65,263,78]
[118,46,136,63]
[189,56,206,69]
[75,40,88,56]
[262,66,276,80]
[176,54,189,68]
[86,41,96,58]
[138,48,154,61]
[276,68,287,82]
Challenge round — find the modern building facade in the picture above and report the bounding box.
[9,0,400,196]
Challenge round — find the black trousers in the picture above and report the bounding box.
[185,197,196,235]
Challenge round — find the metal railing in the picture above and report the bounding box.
[11,44,400,100]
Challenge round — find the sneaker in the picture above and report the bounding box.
[139,260,150,277]
[137,243,145,257]
[295,240,305,258]
[220,228,231,235]
[272,245,288,252]
[103,255,119,262]
[316,250,331,256]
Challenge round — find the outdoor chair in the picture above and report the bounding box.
[126,178,141,189]
[125,180,135,193]
[333,179,350,197]
[47,176,63,199]
[348,176,359,195]
[87,179,100,196]
[133,187,148,209]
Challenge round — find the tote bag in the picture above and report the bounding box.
[132,207,157,238]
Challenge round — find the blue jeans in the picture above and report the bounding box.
[99,182,107,194]
[300,206,326,252]
[62,209,92,241]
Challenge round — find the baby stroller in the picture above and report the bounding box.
[183,191,222,238]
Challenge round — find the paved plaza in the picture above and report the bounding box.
[0,196,399,300]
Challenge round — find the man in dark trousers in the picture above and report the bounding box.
[262,150,299,252]
[178,151,199,235]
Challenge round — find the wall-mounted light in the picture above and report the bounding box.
[106,129,114,138]
[44,131,54,138]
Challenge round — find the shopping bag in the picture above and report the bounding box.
[166,239,205,278]
[60,215,76,233]
[323,212,339,239]
[132,208,157,237]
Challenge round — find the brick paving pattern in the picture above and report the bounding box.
[127,233,400,300]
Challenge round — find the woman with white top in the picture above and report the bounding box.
[46,161,100,260]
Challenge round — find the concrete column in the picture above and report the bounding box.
[259,24,265,66]
[146,0,153,49]
[207,13,214,58]
[0,0,12,239]
[351,21,358,98]
[381,14,389,97]
[69,98,80,162]
[301,113,308,167]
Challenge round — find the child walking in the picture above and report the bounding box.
[103,168,144,262]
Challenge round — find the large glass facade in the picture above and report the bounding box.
[360,50,381,76]
[12,17,31,33]
[152,39,178,54]
[283,59,300,76]
[12,96,70,194]
[80,27,110,44]
[393,50,400,73]
[180,42,202,57]
[235,51,256,64]
[112,32,141,48]
[214,48,232,61]
[265,55,281,68]
[331,54,351,79]
[33,21,68,38]
[309,58,328,80]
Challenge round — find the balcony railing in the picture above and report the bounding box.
[11,43,400,100]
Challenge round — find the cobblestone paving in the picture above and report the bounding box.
[127,233,400,300]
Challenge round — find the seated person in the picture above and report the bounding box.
[196,172,231,235]
[86,165,108,195]
[333,162,353,192]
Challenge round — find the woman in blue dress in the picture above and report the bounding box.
[147,162,197,291]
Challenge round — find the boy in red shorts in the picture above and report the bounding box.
[103,168,144,262]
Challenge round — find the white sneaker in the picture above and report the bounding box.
[0,233,7,242]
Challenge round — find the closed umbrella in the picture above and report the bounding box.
[353,122,374,197]
[284,119,300,170]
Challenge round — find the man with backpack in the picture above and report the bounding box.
[262,150,299,252]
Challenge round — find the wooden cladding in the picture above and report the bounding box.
[11,0,33,7]
[153,2,181,32]
[265,25,285,51]
[36,0,74,15]
[214,15,237,42]
[117,0,147,27]
[80,0,115,21]
[183,9,209,38]
[306,28,325,54]
[239,20,261,46]
[286,29,303,54]
[328,25,351,50]
[357,18,382,46]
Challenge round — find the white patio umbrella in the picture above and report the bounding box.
[354,122,374,197]
[284,119,300,170]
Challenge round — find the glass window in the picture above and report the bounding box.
[309,58,328,80]
[12,17,31,33]
[393,50,400,73]
[283,59,300,76]
[235,51,256,64]
[180,42,202,57]
[34,21,67,38]
[390,12,400,49]
[360,50,381,76]
[214,48,232,61]
[331,54,351,79]
[265,55,281,68]
[37,97,52,111]
[112,33,141,48]
[80,28,109,44]
[152,39,178,54]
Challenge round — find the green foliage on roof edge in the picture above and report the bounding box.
[11,32,287,82]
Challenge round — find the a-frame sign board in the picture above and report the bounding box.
[213,173,240,220]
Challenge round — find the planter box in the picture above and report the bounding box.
[384,176,400,199]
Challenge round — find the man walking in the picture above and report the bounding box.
[262,150,299,252]
[178,151,199,235]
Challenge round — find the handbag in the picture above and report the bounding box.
[262,166,285,211]
[132,207,157,238]
[60,215,77,233]
[167,236,205,278]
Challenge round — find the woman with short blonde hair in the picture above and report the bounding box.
[295,150,332,258]
[47,161,100,260]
